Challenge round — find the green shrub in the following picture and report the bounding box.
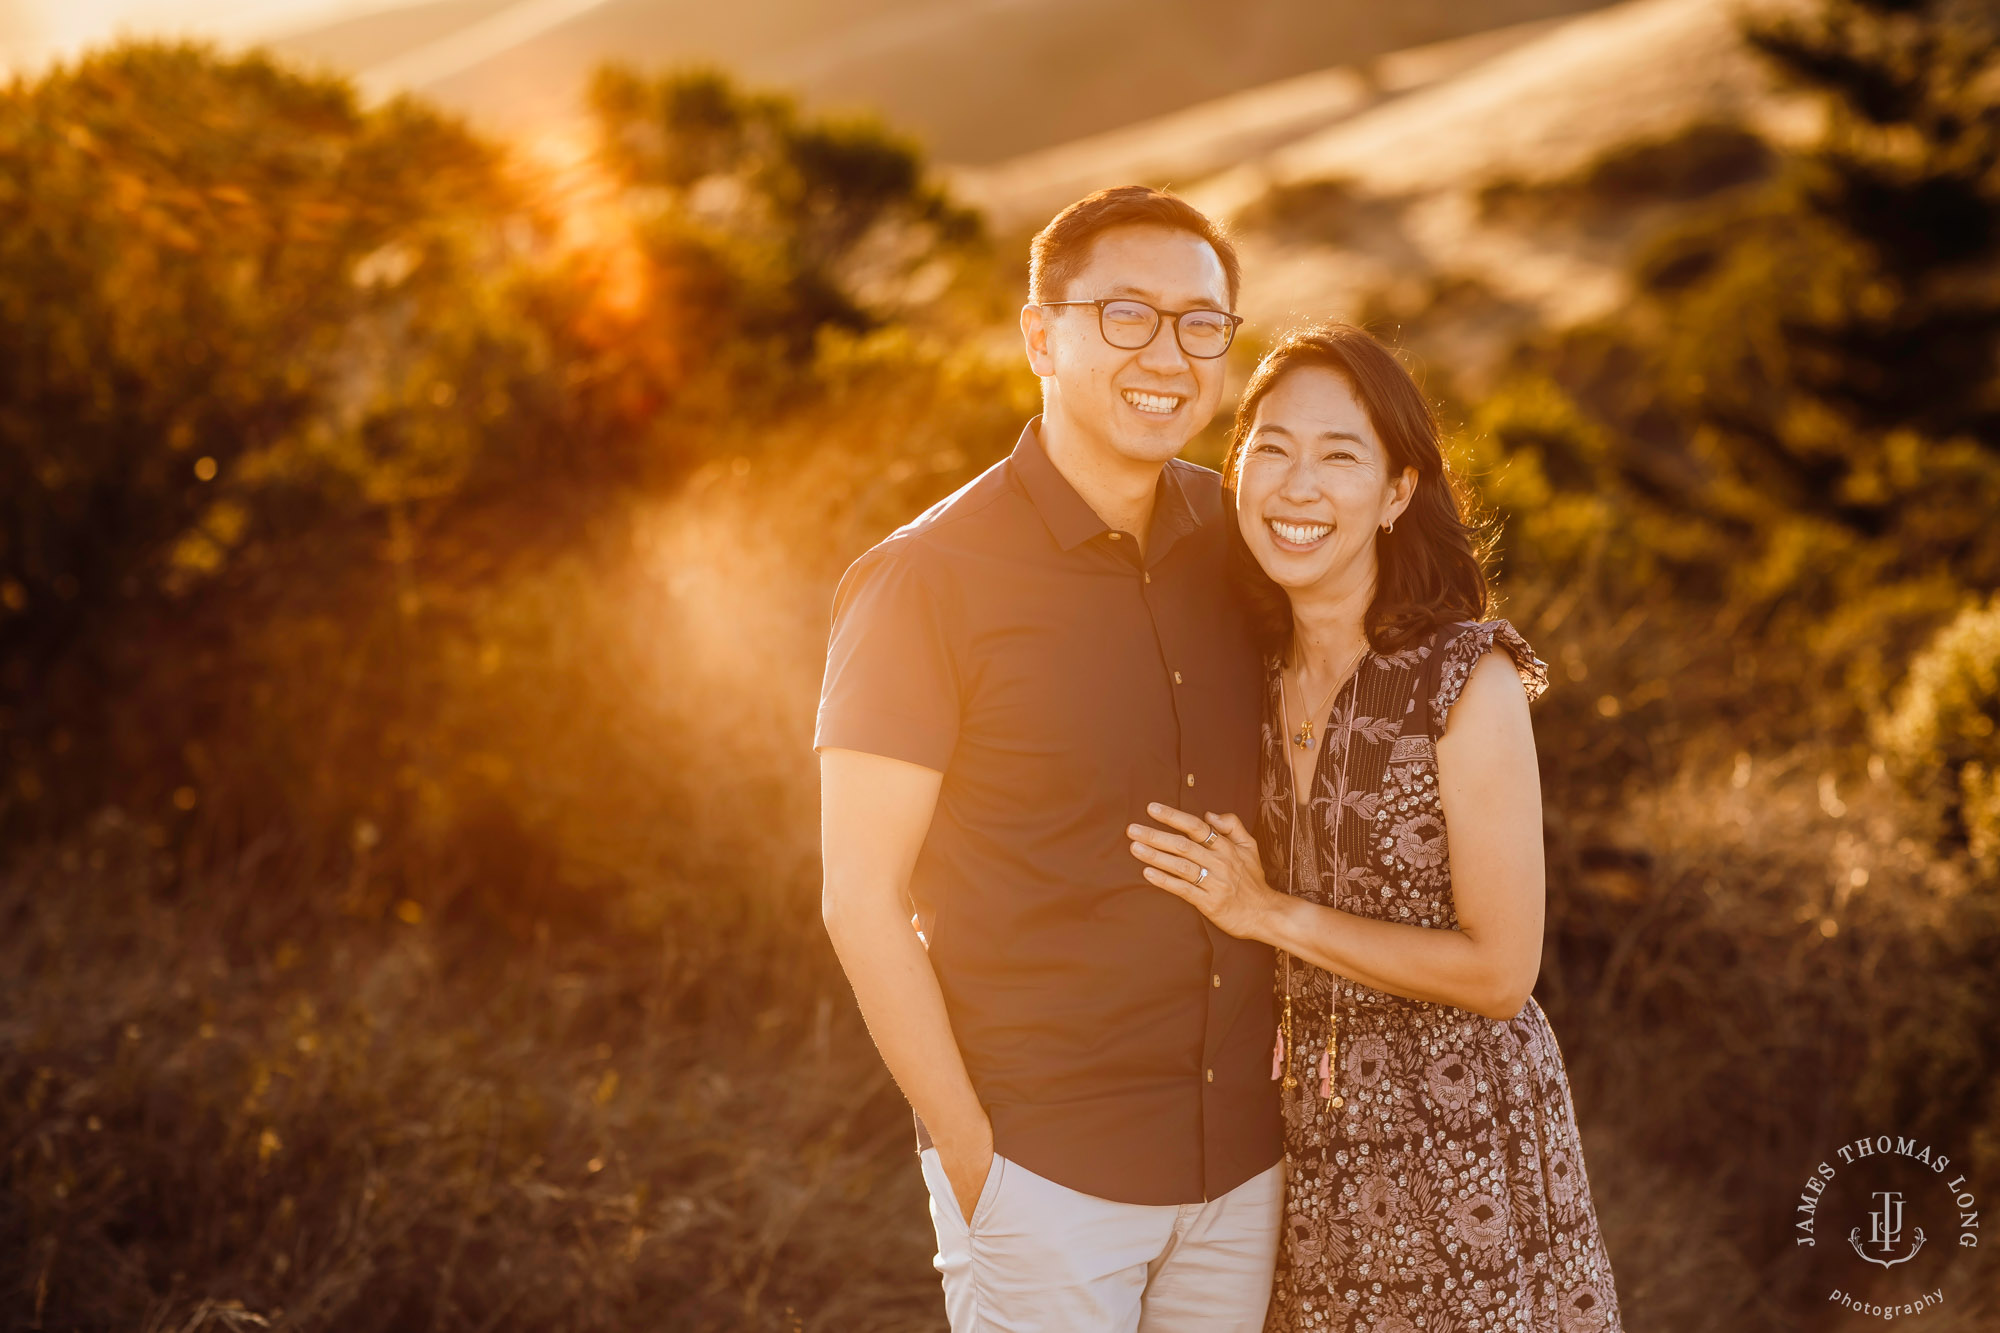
[0,42,1003,879]
[1879,593,2000,860]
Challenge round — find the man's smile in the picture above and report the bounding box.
[1121,388,1184,416]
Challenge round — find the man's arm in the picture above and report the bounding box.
[819,746,992,1222]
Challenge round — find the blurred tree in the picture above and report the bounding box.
[0,41,565,838]
[1748,0,2000,423]
[0,42,1003,869]
[588,66,987,362]
[1696,0,2000,529]
[1480,0,2000,741]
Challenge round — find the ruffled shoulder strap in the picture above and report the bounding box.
[1425,618,1551,737]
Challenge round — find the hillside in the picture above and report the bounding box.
[959,0,1810,386]
[1208,0,1807,368]
[946,16,1571,233]
[265,0,1615,161]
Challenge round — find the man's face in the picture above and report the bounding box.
[1022,225,1233,466]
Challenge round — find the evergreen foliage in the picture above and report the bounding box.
[1479,0,2000,744]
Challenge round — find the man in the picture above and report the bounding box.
[816,185,1281,1330]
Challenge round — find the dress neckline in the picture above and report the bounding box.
[1281,651,1372,821]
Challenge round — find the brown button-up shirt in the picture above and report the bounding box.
[814,417,1280,1205]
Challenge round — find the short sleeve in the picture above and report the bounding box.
[1429,618,1551,736]
[813,539,961,772]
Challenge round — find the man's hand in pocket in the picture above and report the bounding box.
[938,1127,996,1224]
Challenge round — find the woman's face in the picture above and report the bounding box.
[1234,365,1416,594]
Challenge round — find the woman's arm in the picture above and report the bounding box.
[1127,649,1546,1021]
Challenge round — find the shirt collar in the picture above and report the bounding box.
[1011,415,1202,562]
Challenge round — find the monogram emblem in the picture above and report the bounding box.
[1850,1190,1926,1268]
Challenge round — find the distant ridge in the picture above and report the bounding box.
[1200,0,1789,209]
[263,0,1618,162]
[949,16,1569,232]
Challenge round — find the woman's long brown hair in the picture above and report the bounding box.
[1220,323,1494,661]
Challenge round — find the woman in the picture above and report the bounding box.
[1126,325,1623,1333]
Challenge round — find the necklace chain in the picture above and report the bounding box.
[1285,639,1371,751]
[1274,638,1360,1109]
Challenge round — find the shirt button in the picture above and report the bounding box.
[1206,1068,1214,1082]
[1173,670,1183,685]
[1107,532,1122,541]
[1143,571,1151,583]
[1212,973,1222,988]
[1186,773,1195,787]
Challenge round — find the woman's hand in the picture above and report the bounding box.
[1127,804,1287,941]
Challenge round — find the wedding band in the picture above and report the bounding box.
[1200,827,1219,848]
[1196,866,1209,885]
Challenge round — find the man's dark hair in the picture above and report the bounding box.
[1028,185,1241,308]
[1221,323,1494,657]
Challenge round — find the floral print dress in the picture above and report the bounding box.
[1261,619,1623,1333]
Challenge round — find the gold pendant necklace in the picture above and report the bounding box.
[1287,641,1370,751]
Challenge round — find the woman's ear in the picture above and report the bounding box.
[1386,464,1418,525]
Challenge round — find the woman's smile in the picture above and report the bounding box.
[1265,517,1333,551]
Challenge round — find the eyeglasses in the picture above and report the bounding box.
[1038,298,1244,359]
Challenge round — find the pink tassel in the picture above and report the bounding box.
[1317,1049,1332,1099]
[1270,1030,1284,1080]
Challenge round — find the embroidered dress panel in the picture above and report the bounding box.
[1260,619,1625,1333]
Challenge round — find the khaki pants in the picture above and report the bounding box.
[917,1148,1283,1332]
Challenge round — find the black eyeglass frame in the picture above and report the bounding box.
[1036,298,1245,359]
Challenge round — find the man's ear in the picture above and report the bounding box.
[1021,303,1057,378]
